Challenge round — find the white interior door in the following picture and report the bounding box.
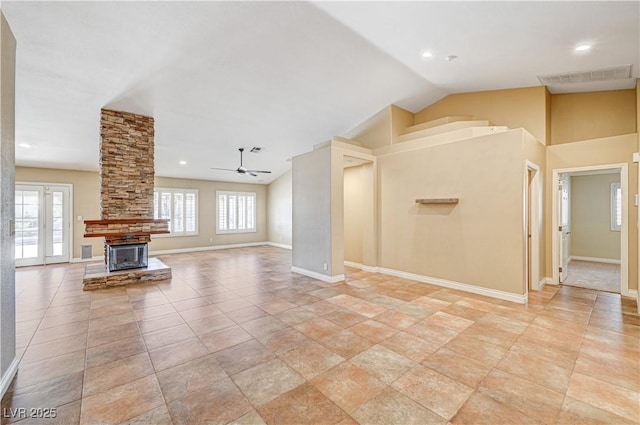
[558,175,571,283]
[15,184,70,267]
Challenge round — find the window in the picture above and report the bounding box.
[610,182,622,231]
[154,188,198,236]
[217,191,256,234]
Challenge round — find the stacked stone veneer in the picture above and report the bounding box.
[84,109,169,244]
[83,108,171,290]
[100,109,155,219]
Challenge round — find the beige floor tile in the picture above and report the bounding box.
[156,354,229,402]
[350,345,417,384]
[478,369,564,425]
[167,378,252,425]
[421,347,493,389]
[451,391,544,425]
[393,365,474,420]
[257,383,349,425]
[566,372,640,422]
[232,358,305,406]
[279,340,344,380]
[310,362,386,413]
[80,375,165,425]
[352,387,447,425]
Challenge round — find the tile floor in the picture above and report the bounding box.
[564,260,621,293]
[2,246,639,425]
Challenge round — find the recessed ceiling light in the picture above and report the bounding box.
[18,143,31,148]
[179,160,187,165]
[575,44,592,52]
[421,51,433,59]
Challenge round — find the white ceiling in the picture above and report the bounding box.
[3,1,639,184]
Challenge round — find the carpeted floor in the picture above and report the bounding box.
[563,260,620,293]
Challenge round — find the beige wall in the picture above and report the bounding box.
[390,105,414,144]
[414,86,548,144]
[15,167,268,259]
[151,176,267,251]
[546,134,638,290]
[343,165,364,264]
[344,106,392,150]
[267,169,292,246]
[570,173,621,260]
[378,130,526,295]
[550,90,637,145]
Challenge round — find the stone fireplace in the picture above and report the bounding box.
[82,109,171,290]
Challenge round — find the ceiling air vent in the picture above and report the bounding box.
[250,147,263,153]
[537,65,632,85]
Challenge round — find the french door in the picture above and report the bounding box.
[15,184,71,267]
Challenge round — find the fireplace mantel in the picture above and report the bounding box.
[84,218,170,238]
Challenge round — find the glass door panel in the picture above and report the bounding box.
[15,184,70,266]
[15,185,44,266]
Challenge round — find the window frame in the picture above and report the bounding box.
[610,182,622,232]
[154,188,199,237]
[216,190,257,235]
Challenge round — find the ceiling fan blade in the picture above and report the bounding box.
[248,171,258,177]
[210,167,238,172]
[246,170,271,174]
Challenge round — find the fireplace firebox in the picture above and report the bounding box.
[107,243,148,272]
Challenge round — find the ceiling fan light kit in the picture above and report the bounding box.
[210,148,272,177]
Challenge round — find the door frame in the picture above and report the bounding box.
[15,181,74,266]
[525,161,542,291]
[551,164,628,295]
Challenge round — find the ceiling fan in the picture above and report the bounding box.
[210,148,271,177]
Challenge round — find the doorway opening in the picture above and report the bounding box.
[342,154,376,273]
[15,183,72,267]
[552,165,627,294]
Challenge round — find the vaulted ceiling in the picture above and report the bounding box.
[3,1,639,183]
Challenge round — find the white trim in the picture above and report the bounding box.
[0,357,19,398]
[376,267,527,304]
[552,164,628,294]
[70,255,103,263]
[362,265,380,273]
[344,261,362,269]
[71,242,291,261]
[266,242,292,250]
[570,256,621,265]
[150,242,267,256]
[291,266,345,283]
[525,161,542,292]
[538,277,549,291]
[621,289,638,299]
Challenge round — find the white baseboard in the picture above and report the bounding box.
[70,255,103,263]
[150,242,268,256]
[342,261,380,273]
[542,277,556,286]
[0,356,19,398]
[344,261,362,269]
[376,267,527,304]
[71,242,288,262]
[570,256,621,265]
[621,288,638,299]
[291,266,345,283]
[266,242,292,250]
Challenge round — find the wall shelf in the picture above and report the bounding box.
[415,198,459,204]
